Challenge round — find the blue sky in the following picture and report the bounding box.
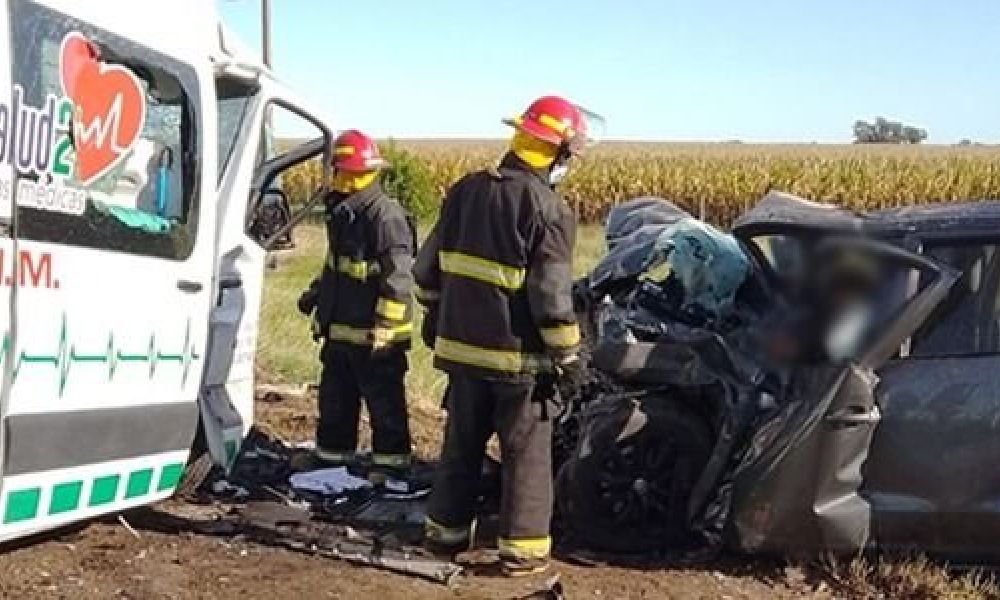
[216,0,1000,143]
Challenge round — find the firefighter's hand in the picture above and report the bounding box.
[554,355,586,403]
[297,285,319,316]
[370,326,395,353]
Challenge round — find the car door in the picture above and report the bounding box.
[728,236,956,555]
[0,1,216,536]
[864,239,1000,560]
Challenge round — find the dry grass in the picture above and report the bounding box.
[281,141,1000,225]
[812,555,999,599]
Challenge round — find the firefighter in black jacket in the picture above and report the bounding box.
[298,130,415,477]
[414,96,596,576]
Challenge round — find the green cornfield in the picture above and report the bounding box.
[282,141,1000,225]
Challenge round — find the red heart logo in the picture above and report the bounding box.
[59,32,146,186]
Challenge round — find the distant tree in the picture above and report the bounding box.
[853,117,927,144]
[853,120,877,143]
[958,138,973,146]
[902,126,928,144]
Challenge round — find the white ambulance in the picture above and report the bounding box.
[0,0,333,538]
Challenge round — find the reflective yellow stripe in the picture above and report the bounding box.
[316,448,355,463]
[328,255,372,281]
[414,286,440,305]
[372,453,411,468]
[539,323,581,348]
[376,297,407,321]
[435,337,550,373]
[439,251,526,290]
[334,145,355,156]
[537,113,574,138]
[425,517,471,545]
[328,323,412,345]
[327,324,370,344]
[498,536,552,559]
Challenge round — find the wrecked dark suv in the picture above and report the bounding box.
[555,191,1000,561]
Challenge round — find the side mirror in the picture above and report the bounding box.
[249,188,294,250]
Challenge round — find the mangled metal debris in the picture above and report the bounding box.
[192,429,460,585]
[232,501,461,585]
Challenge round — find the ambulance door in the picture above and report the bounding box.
[203,75,332,468]
[0,1,217,537]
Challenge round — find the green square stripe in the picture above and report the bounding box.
[49,481,83,515]
[157,463,184,492]
[125,468,154,499]
[4,488,41,523]
[89,474,120,507]
[0,462,181,522]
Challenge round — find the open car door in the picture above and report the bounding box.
[200,62,332,471]
[726,201,957,555]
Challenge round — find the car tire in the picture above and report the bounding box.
[555,395,713,554]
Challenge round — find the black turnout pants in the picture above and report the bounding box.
[427,374,553,544]
[316,343,411,461]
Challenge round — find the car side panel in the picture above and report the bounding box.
[728,364,878,555]
[865,355,1000,560]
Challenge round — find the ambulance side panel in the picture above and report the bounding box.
[0,0,217,539]
[0,0,16,531]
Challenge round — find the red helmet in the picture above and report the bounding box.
[503,95,587,152]
[332,129,386,172]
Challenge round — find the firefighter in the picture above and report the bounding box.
[414,96,592,576]
[297,129,415,480]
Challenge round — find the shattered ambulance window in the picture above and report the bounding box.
[10,0,201,260]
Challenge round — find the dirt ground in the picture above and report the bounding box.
[0,391,991,600]
[0,505,822,600]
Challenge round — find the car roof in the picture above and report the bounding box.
[733,191,1000,241]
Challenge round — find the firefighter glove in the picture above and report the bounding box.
[370,326,395,353]
[554,355,586,403]
[297,280,320,316]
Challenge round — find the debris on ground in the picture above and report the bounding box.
[189,428,459,585]
[255,383,312,403]
[514,575,565,600]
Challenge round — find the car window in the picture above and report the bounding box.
[910,243,1000,357]
[751,234,806,279]
[11,1,201,260]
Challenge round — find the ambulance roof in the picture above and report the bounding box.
[33,0,273,79]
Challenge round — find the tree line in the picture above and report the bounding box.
[853,117,927,144]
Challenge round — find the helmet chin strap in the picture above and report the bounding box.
[547,144,574,186]
[548,163,569,185]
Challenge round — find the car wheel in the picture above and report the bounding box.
[555,395,713,554]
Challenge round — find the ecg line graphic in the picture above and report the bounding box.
[0,314,201,396]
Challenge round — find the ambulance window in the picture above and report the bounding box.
[217,77,258,183]
[10,1,202,261]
